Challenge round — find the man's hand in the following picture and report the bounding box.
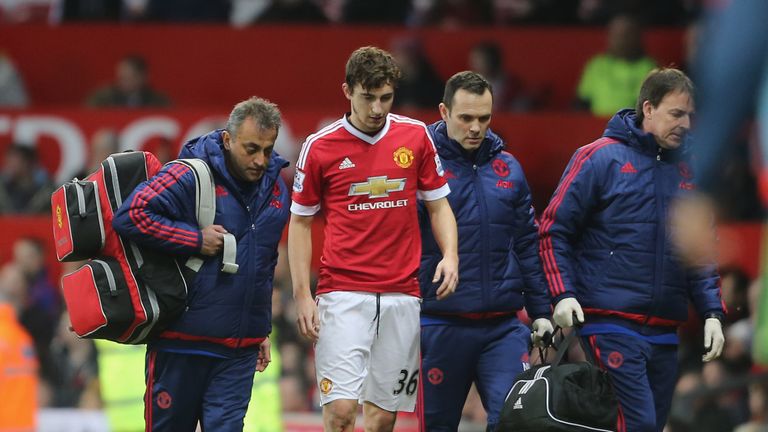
[256,337,271,372]
[703,317,725,362]
[200,224,228,256]
[433,254,459,300]
[295,294,320,342]
[553,298,584,328]
[531,318,555,348]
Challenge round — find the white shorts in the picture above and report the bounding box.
[314,291,420,412]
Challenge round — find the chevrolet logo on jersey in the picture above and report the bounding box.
[348,176,406,198]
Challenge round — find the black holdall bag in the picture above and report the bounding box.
[498,324,620,432]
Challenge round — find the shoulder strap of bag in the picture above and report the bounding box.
[171,159,239,274]
[551,327,577,368]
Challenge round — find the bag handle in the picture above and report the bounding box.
[169,159,239,274]
[547,313,599,368]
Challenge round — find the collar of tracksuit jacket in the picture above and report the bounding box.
[429,120,505,165]
[603,108,691,163]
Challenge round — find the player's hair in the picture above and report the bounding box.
[636,68,694,124]
[227,96,282,135]
[345,46,402,92]
[442,71,493,110]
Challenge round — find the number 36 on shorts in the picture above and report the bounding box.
[394,369,418,395]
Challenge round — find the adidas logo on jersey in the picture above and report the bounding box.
[513,397,523,410]
[339,157,356,170]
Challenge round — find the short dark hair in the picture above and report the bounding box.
[442,71,493,110]
[345,46,402,92]
[635,68,694,124]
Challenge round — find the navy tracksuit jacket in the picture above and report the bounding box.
[114,129,290,431]
[418,121,550,431]
[539,110,724,432]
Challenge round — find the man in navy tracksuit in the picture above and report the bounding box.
[419,71,553,432]
[540,69,725,432]
[113,97,290,431]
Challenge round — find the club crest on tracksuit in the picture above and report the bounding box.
[427,367,444,385]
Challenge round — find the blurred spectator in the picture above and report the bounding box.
[13,238,60,400]
[0,143,55,214]
[256,0,327,23]
[720,267,752,324]
[52,0,122,22]
[468,41,540,111]
[724,319,754,375]
[70,128,120,180]
[735,381,768,432]
[0,263,38,430]
[13,238,60,323]
[86,55,170,108]
[390,36,443,111]
[668,366,744,432]
[342,0,411,24]
[48,312,99,408]
[413,0,492,28]
[574,14,656,116]
[0,51,28,107]
[0,0,52,23]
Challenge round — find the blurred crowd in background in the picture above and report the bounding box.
[0,0,765,431]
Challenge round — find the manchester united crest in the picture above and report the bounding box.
[393,146,414,168]
[56,205,63,228]
[320,378,333,394]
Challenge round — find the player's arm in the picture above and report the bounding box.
[423,197,458,300]
[287,213,319,341]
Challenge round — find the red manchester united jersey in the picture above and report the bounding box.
[291,113,449,296]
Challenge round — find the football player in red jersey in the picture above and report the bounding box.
[288,46,458,432]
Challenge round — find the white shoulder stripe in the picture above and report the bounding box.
[390,114,427,127]
[390,115,437,152]
[297,120,344,169]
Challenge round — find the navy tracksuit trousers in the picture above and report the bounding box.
[144,349,258,431]
[584,333,678,432]
[420,316,530,431]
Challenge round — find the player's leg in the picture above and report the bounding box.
[315,291,376,431]
[144,350,206,432]
[421,322,479,431]
[200,352,258,431]
[323,399,359,432]
[363,293,421,432]
[646,343,678,431]
[362,401,396,432]
[474,317,531,431]
[585,333,656,432]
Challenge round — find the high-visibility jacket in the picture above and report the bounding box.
[243,336,283,432]
[0,304,38,431]
[94,340,146,432]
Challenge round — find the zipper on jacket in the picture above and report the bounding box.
[645,147,666,329]
[472,163,492,310]
[236,174,279,350]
